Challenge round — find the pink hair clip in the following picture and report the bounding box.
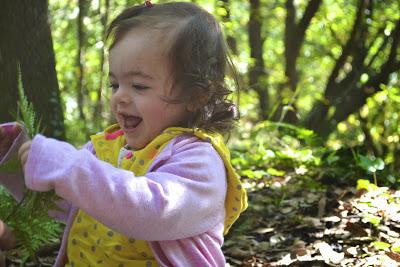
[144,0,153,8]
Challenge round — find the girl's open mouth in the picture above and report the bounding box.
[122,114,142,130]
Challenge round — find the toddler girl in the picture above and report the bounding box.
[6,1,247,266]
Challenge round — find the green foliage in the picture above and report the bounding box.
[355,154,385,186]
[328,84,400,187]
[231,119,399,188]
[17,77,41,137]
[0,75,62,262]
[231,120,324,184]
[0,188,61,263]
[357,179,379,192]
[47,0,400,177]
[371,241,391,251]
[356,155,385,174]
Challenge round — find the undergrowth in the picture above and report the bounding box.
[231,120,400,189]
[0,74,62,263]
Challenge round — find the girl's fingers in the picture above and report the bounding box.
[18,141,32,168]
[20,152,28,168]
[0,250,5,267]
[0,220,16,251]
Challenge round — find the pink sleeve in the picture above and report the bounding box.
[47,141,93,222]
[38,141,94,222]
[24,135,227,241]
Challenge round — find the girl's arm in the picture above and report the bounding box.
[32,141,95,222]
[0,138,92,222]
[24,135,226,241]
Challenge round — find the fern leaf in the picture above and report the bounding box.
[1,69,62,261]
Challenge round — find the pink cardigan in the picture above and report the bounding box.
[14,134,228,266]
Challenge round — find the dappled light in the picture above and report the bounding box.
[0,0,399,266]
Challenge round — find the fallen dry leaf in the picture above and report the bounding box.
[345,221,369,237]
[345,246,358,256]
[254,228,274,234]
[316,242,344,264]
[386,251,400,262]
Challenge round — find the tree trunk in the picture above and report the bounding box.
[217,0,237,55]
[275,0,322,123]
[93,0,111,129]
[248,0,268,120]
[284,0,322,92]
[0,0,65,140]
[77,0,87,123]
[0,2,19,122]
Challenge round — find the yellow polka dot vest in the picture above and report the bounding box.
[66,125,247,266]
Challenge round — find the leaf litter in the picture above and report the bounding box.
[223,176,400,266]
[4,174,400,267]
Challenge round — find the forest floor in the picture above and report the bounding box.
[223,175,400,266]
[4,175,400,267]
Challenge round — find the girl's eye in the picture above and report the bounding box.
[109,83,119,92]
[132,84,149,91]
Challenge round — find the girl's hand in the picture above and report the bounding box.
[0,250,5,267]
[0,219,16,267]
[0,219,16,250]
[18,141,32,171]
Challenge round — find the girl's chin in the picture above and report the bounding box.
[125,141,143,150]
[125,137,147,150]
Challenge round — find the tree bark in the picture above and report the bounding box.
[77,0,87,122]
[217,0,237,55]
[248,0,268,120]
[93,0,111,129]
[284,0,322,91]
[0,0,65,140]
[0,1,19,122]
[276,0,322,123]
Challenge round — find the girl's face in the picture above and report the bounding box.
[109,28,188,150]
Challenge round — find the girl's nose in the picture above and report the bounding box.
[114,86,132,104]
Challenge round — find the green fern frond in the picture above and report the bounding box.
[0,188,61,263]
[17,76,39,137]
[0,69,62,262]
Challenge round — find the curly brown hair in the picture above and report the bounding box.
[106,2,239,133]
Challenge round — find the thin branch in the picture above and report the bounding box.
[93,0,111,127]
[76,0,87,122]
[297,0,323,40]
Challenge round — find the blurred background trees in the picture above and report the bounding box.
[0,0,399,181]
[0,0,65,139]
